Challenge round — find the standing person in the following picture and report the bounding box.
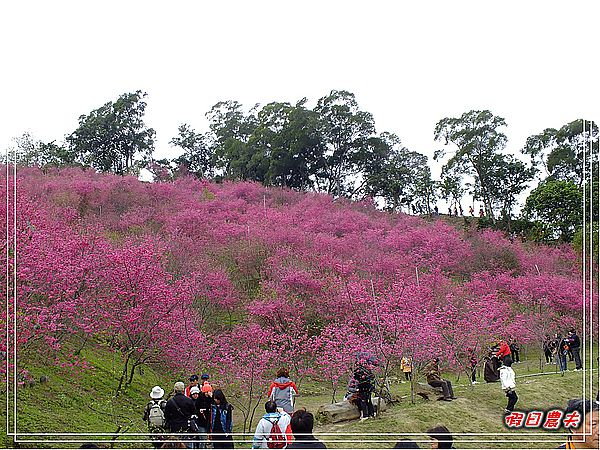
[543,335,553,364]
[252,400,292,449]
[554,333,568,372]
[479,206,485,217]
[209,389,234,449]
[499,357,518,413]
[401,356,412,382]
[509,339,520,363]
[164,382,196,444]
[267,368,299,415]
[558,399,599,449]
[567,329,583,371]
[190,386,212,449]
[433,206,439,216]
[495,340,512,366]
[185,375,200,397]
[453,206,458,217]
[427,425,453,449]
[287,410,327,449]
[469,205,474,217]
[423,358,456,401]
[458,205,463,216]
[143,386,168,449]
[354,364,375,420]
[469,350,478,384]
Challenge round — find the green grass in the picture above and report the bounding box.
[1,345,597,449]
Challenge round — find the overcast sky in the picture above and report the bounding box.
[1,1,598,196]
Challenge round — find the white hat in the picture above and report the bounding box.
[150,386,164,399]
[190,386,200,395]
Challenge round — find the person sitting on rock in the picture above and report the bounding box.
[423,358,456,401]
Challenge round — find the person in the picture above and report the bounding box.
[190,386,211,449]
[354,364,375,419]
[143,385,168,449]
[469,351,478,384]
[453,206,458,216]
[401,356,413,382]
[252,400,292,449]
[469,205,474,217]
[433,206,439,216]
[479,206,484,217]
[543,335,553,364]
[185,375,200,397]
[267,368,299,414]
[553,333,568,372]
[448,207,452,216]
[458,205,463,216]
[509,338,520,363]
[499,357,518,413]
[567,329,582,371]
[164,382,196,437]
[423,358,456,401]
[427,425,453,449]
[495,340,512,366]
[200,373,213,394]
[209,389,234,449]
[483,350,501,383]
[287,409,326,449]
[393,439,420,449]
[557,398,599,449]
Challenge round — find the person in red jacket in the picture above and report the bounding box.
[495,341,512,366]
[267,368,298,414]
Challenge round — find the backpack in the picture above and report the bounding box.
[148,400,166,427]
[267,418,285,449]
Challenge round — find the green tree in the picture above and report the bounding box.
[67,91,155,175]
[365,132,433,212]
[487,154,534,230]
[248,100,325,189]
[205,100,258,181]
[314,90,377,197]
[522,119,598,187]
[4,133,76,168]
[170,124,214,179]
[434,110,509,221]
[524,180,582,242]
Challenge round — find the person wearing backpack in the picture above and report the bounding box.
[252,400,292,449]
[165,381,197,445]
[143,385,168,449]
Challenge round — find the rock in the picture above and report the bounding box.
[317,397,387,423]
[415,382,443,400]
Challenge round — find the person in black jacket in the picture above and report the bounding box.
[567,329,582,370]
[164,381,196,434]
[287,410,326,449]
[190,385,212,448]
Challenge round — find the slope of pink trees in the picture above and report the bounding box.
[0,166,592,401]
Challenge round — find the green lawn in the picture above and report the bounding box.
[1,345,597,449]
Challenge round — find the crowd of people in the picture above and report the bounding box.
[137,333,596,449]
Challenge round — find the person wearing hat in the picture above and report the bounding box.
[142,386,168,448]
[558,398,599,448]
[200,373,213,395]
[185,374,200,397]
[165,381,196,435]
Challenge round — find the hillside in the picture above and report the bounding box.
[1,166,595,448]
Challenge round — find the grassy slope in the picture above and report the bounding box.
[2,344,597,449]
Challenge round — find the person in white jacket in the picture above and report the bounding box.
[252,400,292,449]
[499,357,518,413]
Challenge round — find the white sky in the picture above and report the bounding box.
[1,1,599,202]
